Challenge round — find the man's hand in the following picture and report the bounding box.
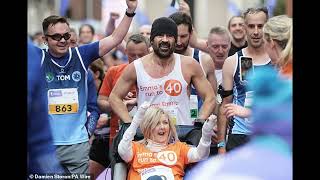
[224,103,251,118]
[218,147,226,154]
[124,98,137,112]
[179,0,191,16]
[124,92,137,111]
[124,91,135,100]
[126,0,138,13]
[89,135,95,145]
[110,12,120,20]
[96,114,109,129]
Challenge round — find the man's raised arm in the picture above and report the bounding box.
[98,0,138,57]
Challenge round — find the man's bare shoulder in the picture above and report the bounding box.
[200,53,214,65]
[224,53,237,68]
[180,54,200,65]
[201,52,211,59]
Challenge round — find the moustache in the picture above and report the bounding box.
[159,42,170,47]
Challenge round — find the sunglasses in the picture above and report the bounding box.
[45,32,71,41]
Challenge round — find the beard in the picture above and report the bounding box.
[174,40,189,54]
[152,41,175,59]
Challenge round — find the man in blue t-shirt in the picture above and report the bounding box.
[217,7,272,154]
[37,0,138,174]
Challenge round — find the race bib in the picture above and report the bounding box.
[48,88,79,114]
[190,95,198,120]
[141,165,174,180]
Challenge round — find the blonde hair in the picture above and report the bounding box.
[140,107,178,144]
[263,15,292,68]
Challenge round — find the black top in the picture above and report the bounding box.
[228,41,248,57]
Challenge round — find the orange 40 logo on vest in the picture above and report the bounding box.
[157,151,177,165]
[164,80,182,96]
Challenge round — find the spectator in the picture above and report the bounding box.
[227,16,248,56]
[263,15,292,78]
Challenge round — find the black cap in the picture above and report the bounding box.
[150,17,177,42]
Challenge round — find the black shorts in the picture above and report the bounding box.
[89,134,111,167]
[226,134,250,151]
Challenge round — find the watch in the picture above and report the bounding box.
[125,9,136,17]
[217,141,226,148]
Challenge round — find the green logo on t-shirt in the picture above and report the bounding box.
[46,72,54,83]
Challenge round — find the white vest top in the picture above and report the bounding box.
[215,69,223,88]
[134,53,192,125]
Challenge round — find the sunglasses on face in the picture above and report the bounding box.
[45,32,71,41]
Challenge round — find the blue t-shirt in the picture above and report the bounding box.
[40,42,100,145]
[230,50,272,135]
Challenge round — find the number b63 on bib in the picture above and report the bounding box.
[47,88,79,114]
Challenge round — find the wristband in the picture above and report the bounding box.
[217,141,226,148]
[125,9,136,17]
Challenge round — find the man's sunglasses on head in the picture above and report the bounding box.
[45,32,71,41]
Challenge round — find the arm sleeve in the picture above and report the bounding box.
[78,41,100,68]
[187,115,216,163]
[118,102,150,162]
[117,122,137,163]
[86,70,100,136]
[187,138,211,163]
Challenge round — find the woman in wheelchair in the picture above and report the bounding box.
[118,102,217,180]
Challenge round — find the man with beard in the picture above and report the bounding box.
[169,12,217,120]
[109,17,215,179]
[217,7,272,154]
[227,16,248,56]
[109,16,215,133]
